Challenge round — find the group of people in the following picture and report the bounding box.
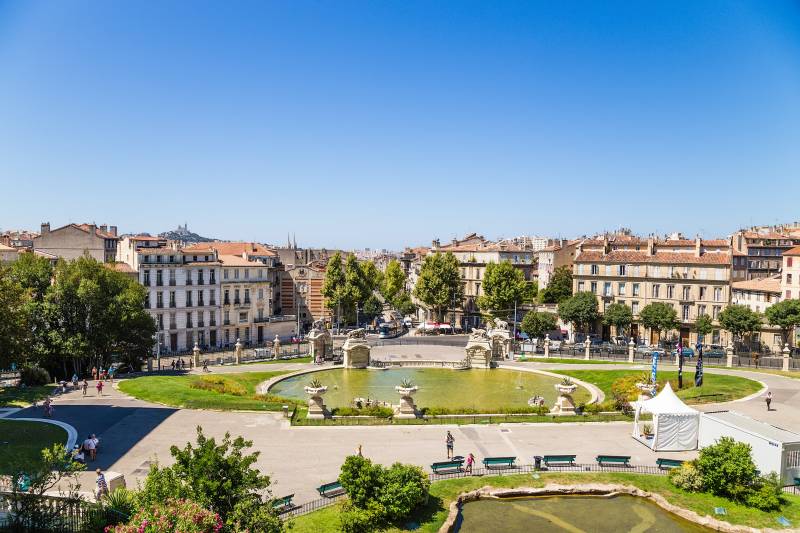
[445,430,476,473]
[170,358,191,370]
[90,366,114,382]
[71,433,100,464]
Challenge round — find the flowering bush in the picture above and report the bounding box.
[106,499,222,533]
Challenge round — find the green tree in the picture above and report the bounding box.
[694,314,714,341]
[557,292,599,335]
[718,304,762,347]
[477,261,528,317]
[360,261,383,295]
[603,302,633,337]
[540,265,573,304]
[138,426,281,532]
[639,302,680,344]
[361,294,384,323]
[6,253,55,366]
[392,292,417,316]
[0,266,31,369]
[381,260,406,303]
[520,311,558,340]
[45,256,156,378]
[695,437,758,502]
[322,252,346,325]
[765,299,800,346]
[413,252,464,322]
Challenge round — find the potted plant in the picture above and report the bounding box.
[304,377,328,396]
[642,423,654,439]
[554,376,577,395]
[395,378,418,396]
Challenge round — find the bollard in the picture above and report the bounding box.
[628,339,635,363]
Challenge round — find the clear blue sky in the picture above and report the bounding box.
[1,1,799,249]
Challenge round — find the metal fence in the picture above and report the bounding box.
[370,336,468,348]
[279,461,670,520]
[0,491,127,533]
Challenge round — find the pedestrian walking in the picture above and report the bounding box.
[43,397,53,418]
[171,360,176,371]
[91,367,97,381]
[466,453,475,473]
[72,374,79,389]
[202,361,209,372]
[766,391,773,411]
[446,431,454,459]
[95,469,108,499]
[82,379,89,396]
[96,380,104,396]
[83,435,97,461]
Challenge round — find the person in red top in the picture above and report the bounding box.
[96,380,104,396]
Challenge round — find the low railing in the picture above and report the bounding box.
[369,359,469,369]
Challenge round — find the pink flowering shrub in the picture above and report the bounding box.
[106,499,222,533]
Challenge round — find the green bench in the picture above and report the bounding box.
[656,458,684,470]
[482,456,517,469]
[543,455,576,467]
[596,455,631,467]
[317,481,345,497]
[271,494,296,513]
[431,460,464,473]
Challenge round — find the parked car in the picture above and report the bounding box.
[670,347,695,358]
[636,345,664,356]
[704,345,726,358]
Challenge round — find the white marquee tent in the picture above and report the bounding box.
[633,382,699,451]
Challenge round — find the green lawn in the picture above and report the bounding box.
[515,357,630,365]
[290,472,800,532]
[0,420,67,474]
[0,384,57,407]
[118,371,297,411]
[552,369,762,404]
[242,356,312,365]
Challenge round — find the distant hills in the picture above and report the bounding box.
[158,224,214,243]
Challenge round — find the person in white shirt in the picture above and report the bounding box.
[83,435,96,461]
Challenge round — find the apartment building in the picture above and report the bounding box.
[536,239,579,289]
[782,246,800,301]
[133,243,222,353]
[34,222,119,262]
[731,226,800,280]
[732,275,783,350]
[278,261,327,332]
[0,243,18,262]
[573,235,732,346]
[218,255,274,346]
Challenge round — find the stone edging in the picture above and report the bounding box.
[438,483,791,533]
[498,364,604,404]
[9,417,78,450]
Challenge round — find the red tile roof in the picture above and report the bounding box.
[186,242,277,256]
[732,276,781,293]
[784,245,800,257]
[575,250,731,265]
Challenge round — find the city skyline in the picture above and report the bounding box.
[2,1,799,248]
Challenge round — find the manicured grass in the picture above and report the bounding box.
[0,384,57,407]
[118,371,297,411]
[552,369,762,404]
[290,472,800,532]
[242,356,312,365]
[0,420,67,474]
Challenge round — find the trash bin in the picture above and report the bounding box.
[534,456,543,470]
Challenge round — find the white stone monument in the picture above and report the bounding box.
[551,379,577,415]
[304,381,329,419]
[307,319,333,362]
[465,328,492,368]
[342,328,371,368]
[395,382,419,419]
[234,338,242,365]
[272,335,282,359]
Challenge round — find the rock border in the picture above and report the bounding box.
[439,483,792,533]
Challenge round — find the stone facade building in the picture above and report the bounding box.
[731,275,783,351]
[731,226,800,280]
[572,235,733,346]
[536,239,579,289]
[34,222,119,262]
[278,262,327,332]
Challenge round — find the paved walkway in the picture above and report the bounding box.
[10,354,799,504]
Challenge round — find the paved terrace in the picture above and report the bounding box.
[8,344,797,505]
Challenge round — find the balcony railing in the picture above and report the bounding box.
[169,323,177,330]
[198,278,205,285]
[170,302,176,308]
[156,280,163,287]
[234,299,241,305]
[224,319,231,326]
[210,299,217,306]
[186,279,193,285]
[169,279,176,286]
[198,321,205,328]
[210,277,216,284]
[156,303,164,309]
[186,322,193,329]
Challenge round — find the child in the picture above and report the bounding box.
[466,453,475,473]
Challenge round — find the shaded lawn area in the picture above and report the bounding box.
[552,369,762,404]
[118,371,298,411]
[0,384,57,407]
[0,420,67,474]
[290,472,800,532]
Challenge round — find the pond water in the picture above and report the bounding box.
[457,494,711,532]
[268,368,591,410]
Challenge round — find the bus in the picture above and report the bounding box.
[378,320,404,339]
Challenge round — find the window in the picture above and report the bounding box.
[143,270,151,285]
[577,281,585,291]
[712,306,721,320]
[652,284,660,298]
[239,312,248,323]
[683,266,689,278]
[169,313,176,330]
[186,311,193,328]
[618,265,626,276]
[169,291,176,308]
[144,293,150,308]
[668,266,675,277]
[714,287,722,302]
[632,301,639,315]
[157,314,163,330]
[224,289,230,304]
[632,283,640,296]
[224,310,230,324]
[235,289,240,303]
[258,288,264,300]
[225,329,230,343]
[224,269,229,280]
[590,281,597,293]
[605,265,611,275]
[788,273,793,284]
[698,304,706,317]
[185,290,193,307]
[156,292,164,308]
[603,282,612,296]
[682,286,690,300]
[667,285,674,298]
[682,305,690,321]
[591,264,599,275]
[699,286,707,300]
[578,264,584,275]
[699,268,707,280]
[234,269,240,279]
[789,258,794,267]
[244,288,250,303]
[653,266,661,277]
[618,282,626,296]
[244,269,249,280]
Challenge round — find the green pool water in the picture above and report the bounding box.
[268,368,591,410]
[457,495,711,532]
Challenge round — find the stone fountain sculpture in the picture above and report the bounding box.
[394,379,419,419]
[304,378,330,419]
[307,319,332,362]
[342,328,371,368]
[488,318,513,360]
[551,378,577,415]
[465,328,492,368]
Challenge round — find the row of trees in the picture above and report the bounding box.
[321,252,384,327]
[0,253,156,377]
[521,290,800,348]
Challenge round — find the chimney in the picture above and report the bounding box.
[602,235,609,256]
[432,238,440,249]
[89,223,97,238]
[110,226,118,237]
[452,237,458,246]
[40,222,50,235]
[647,235,655,256]
[100,224,108,233]
[695,235,701,257]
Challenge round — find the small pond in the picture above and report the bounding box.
[457,494,711,532]
[269,368,591,410]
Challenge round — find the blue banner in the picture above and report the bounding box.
[651,350,659,394]
[695,342,704,387]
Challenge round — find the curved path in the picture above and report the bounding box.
[9,355,798,504]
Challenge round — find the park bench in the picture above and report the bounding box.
[317,481,345,497]
[656,458,684,470]
[482,456,517,469]
[543,455,577,467]
[271,494,297,514]
[596,455,631,467]
[431,460,464,474]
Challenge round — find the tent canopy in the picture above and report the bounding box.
[639,382,698,415]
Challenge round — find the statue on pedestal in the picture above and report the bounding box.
[343,328,371,368]
[307,319,333,363]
